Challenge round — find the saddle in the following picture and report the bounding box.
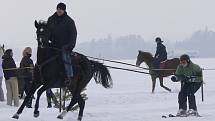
[159,60,168,69]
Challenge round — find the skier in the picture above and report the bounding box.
[171,54,203,117]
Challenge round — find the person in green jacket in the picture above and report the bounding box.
[171,54,203,117]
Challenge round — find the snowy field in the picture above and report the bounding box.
[0,58,215,121]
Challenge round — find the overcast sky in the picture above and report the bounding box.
[0,0,215,49]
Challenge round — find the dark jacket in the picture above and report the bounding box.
[47,12,77,49]
[20,56,34,78]
[2,54,17,80]
[155,43,167,60]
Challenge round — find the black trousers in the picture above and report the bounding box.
[23,77,33,107]
[178,82,202,110]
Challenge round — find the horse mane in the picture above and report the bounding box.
[140,51,153,59]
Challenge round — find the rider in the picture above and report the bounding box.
[153,37,167,69]
[47,3,77,84]
[171,54,203,117]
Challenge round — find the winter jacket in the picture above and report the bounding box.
[175,62,203,82]
[155,43,167,61]
[2,54,17,80]
[20,56,34,78]
[47,12,77,49]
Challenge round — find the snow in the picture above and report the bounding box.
[0,58,215,121]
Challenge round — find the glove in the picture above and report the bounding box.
[171,76,178,82]
[180,75,190,82]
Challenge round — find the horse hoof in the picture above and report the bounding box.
[57,110,67,119]
[12,113,19,119]
[57,115,63,119]
[77,116,82,121]
[34,111,40,118]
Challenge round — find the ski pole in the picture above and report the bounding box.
[59,88,62,112]
[201,82,204,102]
[201,71,204,102]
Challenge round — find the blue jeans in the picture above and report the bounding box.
[62,51,74,78]
[153,57,166,69]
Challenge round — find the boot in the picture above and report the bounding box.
[176,109,187,117]
[47,103,52,108]
[65,77,76,85]
[187,109,200,116]
[65,77,72,85]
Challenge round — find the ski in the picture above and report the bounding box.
[162,113,202,118]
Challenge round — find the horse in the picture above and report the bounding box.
[12,20,113,121]
[136,50,180,93]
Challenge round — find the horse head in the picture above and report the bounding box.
[34,20,51,48]
[136,50,154,67]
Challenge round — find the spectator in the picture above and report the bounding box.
[19,47,34,108]
[2,49,19,107]
[0,58,5,101]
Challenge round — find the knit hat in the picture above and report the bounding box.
[180,54,190,63]
[155,37,163,43]
[57,2,66,11]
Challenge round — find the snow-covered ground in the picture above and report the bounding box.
[0,58,215,121]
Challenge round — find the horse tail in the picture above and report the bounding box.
[90,60,113,88]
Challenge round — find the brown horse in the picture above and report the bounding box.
[136,50,180,93]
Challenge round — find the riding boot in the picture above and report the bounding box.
[47,103,52,108]
[65,78,72,85]
[65,76,76,86]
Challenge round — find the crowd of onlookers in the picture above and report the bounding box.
[0,47,59,108]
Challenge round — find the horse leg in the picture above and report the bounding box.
[77,94,85,121]
[34,85,48,118]
[159,77,171,92]
[12,85,39,119]
[151,76,156,93]
[57,94,78,119]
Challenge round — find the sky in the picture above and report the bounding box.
[0,0,215,49]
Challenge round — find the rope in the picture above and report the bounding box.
[202,68,215,71]
[86,56,215,71]
[104,65,151,75]
[3,67,33,71]
[87,56,149,70]
[42,48,215,71]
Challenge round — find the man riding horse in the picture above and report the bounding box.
[47,2,77,85]
[153,37,167,69]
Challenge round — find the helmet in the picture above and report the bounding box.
[180,54,190,63]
